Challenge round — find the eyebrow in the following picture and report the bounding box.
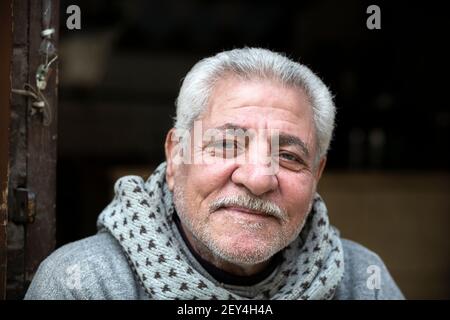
[277,134,310,158]
[214,123,248,132]
[213,123,311,158]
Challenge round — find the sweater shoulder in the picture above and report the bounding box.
[333,238,405,300]
[25,232,142,299]
[47,231,124,263]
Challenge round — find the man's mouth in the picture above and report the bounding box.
[208,194,288,222]
[218,205,273,218]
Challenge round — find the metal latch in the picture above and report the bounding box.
[13,188,36,224]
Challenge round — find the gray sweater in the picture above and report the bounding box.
[24,232,404,300]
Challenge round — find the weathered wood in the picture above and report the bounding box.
[3,0,58,299]
[6,0,30,300]
[6,44,29,299]
[24,0,58,288]
[0,0,13,301]
[12,0,28,46]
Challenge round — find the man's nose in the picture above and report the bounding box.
[231,164,278,196]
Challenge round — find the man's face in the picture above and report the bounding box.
[166,76,326,266]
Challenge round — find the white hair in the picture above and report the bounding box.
[174,47,336,159]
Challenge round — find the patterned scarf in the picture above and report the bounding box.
[97,162,344,300]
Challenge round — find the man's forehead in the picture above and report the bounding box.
[207,76,312,115]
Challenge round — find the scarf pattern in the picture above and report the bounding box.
[97,162,344,300]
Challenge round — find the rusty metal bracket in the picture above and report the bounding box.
[12,188,36,224]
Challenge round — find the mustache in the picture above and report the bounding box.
[209,194,288,222]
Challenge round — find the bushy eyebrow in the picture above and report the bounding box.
[277,134,310,158]
[214,123,248,133]
[213,123,310,158]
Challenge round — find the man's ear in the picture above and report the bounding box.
[315,156,327,182]
[164,128,178,191]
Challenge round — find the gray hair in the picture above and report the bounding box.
[174,47,336,159]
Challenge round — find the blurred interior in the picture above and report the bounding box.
[56,0,449,299]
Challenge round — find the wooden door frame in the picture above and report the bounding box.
[1,0,59,299]
[0,0,13,301]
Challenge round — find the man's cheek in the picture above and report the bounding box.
[197,165,232,185]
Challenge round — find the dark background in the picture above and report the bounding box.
[56,0,449,299]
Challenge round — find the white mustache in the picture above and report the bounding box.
[209,194,288,222]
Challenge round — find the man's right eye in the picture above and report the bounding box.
[206,139,242,158]
[220,140,236,150]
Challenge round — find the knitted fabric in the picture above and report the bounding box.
[97,162,344,299]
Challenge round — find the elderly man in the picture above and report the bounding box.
[25,48,404,300]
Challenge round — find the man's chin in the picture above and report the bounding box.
[206,235,280,265]
[217,249,275,266]
[209,214,280,239]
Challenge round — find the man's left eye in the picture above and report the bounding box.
[279,152,298,162]
[277,152,306,171]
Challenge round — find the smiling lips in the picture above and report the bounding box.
[219,205,272,218]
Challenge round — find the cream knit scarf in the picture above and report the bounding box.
[97,162,344,300]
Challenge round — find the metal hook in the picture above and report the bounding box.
[36,55,58,91]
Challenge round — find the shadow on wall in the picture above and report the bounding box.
[319,172,450,299]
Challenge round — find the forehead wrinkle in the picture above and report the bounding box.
[207,79,313,120]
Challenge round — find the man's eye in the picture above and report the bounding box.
[206,139,242,158]
[278,152,306,171]
[221,140,236,149]
[279,152,298,162]
[211,140,236,150]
